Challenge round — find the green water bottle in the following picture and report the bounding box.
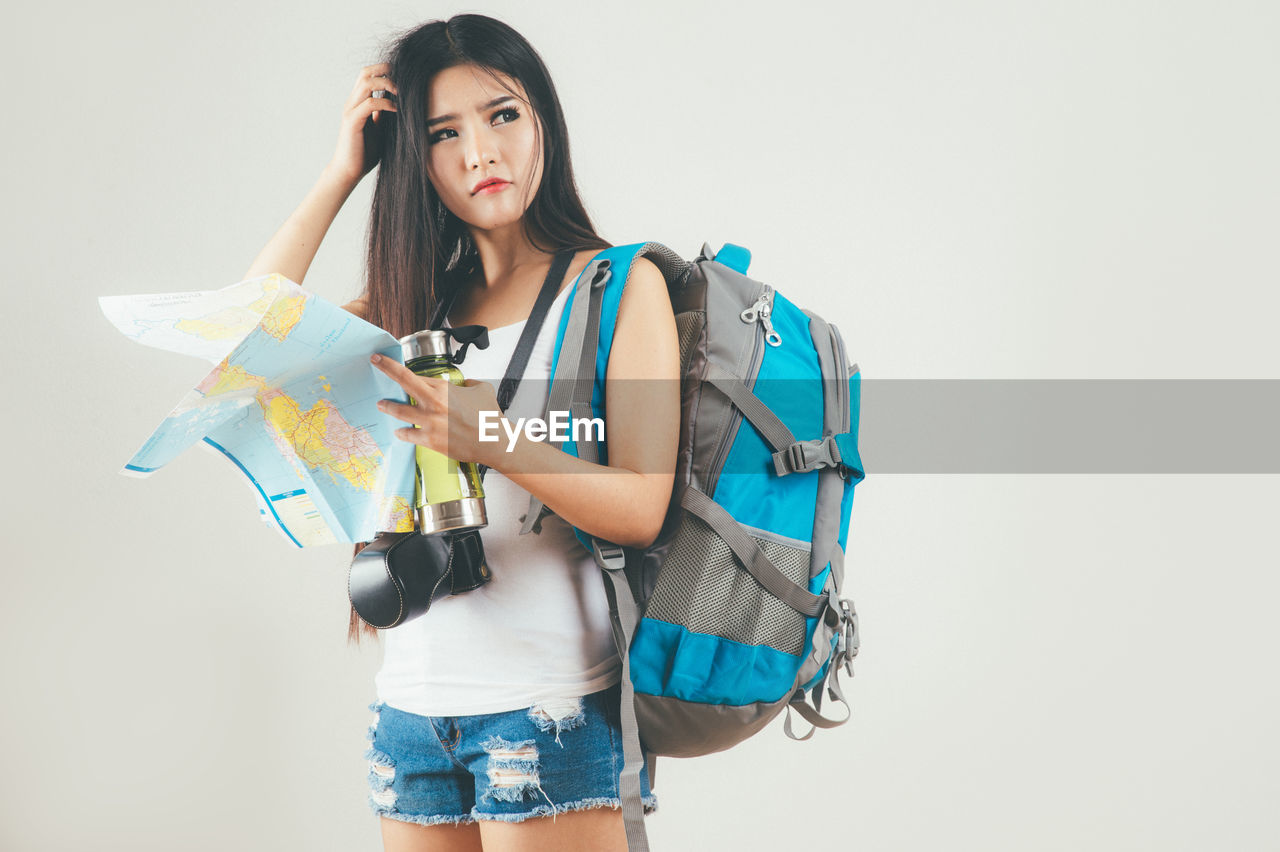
[398,329,487,534]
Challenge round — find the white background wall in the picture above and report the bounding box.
[2,1,1277,849]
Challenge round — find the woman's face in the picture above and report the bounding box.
[423,64,544,233]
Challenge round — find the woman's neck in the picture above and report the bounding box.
[467,222,552,291]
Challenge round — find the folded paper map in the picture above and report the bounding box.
[100,275,417,546]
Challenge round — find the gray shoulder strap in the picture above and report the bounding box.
[592,540,650,852]
[521,257,613,534]
[521,244,688,534]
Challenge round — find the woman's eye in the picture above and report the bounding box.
[426,108,518,145]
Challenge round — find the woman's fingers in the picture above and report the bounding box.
[358,80,399,104]
[355,95,398,124]
[371,352,419,386]
[344,64,400,111]
[371,354,448,401]
[395,426,441,447]
[375,399,422,424]
[366,76,399,97]
[344,86,400,116]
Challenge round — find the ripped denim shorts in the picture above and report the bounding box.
[363,681,657,826]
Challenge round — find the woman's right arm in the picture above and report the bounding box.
[242,63,399,290]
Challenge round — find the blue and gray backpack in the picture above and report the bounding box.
[523,241,864,850]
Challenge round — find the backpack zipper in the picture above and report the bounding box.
[740,284,782,347]
[707,284,771,496]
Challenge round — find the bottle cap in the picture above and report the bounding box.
[399,329,451,361]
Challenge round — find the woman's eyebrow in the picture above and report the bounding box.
[427,96,519,128]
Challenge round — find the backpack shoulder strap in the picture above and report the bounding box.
[517,241,689,852]
[519,241,689,545]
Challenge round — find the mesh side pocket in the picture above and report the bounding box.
[645,513,810,655]
[674,310,705,374]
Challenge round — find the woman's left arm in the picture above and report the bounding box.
[372,257,680,548]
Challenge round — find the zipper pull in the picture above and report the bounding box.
[759,290,782,347]
[739,284,783,347]
[740,292,767,324]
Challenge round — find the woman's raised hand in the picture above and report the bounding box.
[328,63,399,187]
[242,64,398,284]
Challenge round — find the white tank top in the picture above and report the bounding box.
[374,283,621,716]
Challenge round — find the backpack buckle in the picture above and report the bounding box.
[825,589,858,670]
[591,538,627,572]
[773,436,844,476]
[838,599,859,665]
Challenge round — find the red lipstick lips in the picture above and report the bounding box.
[472,177,510,194]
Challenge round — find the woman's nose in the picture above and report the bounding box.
[464,128,498,171]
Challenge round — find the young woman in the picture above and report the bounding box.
[242,14,679,852]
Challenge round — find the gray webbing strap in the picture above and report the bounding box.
[705,366,796,453]
[518,506,546,536]
[782,701,817,741]
[786,590,858,740]
[801,311,851,583]
[779,313,860,741]
[592,539,649,852]
[520,258,613,535]
[571,263,612,465]
[828,543,845,590]
[802,311,843,438]
[784,659,853,739]
[787,678,851,731]
[788,665,849,721]
[680,488,826,617]
[706,349,848,478]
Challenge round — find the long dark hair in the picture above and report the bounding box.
[349,15,610,644]
[361,14,608,339]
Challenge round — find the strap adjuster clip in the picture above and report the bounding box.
[772,436,844,476]
[591,539,627,572]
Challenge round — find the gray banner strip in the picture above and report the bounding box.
[451,378,1280,474]
[859,379,1280,473]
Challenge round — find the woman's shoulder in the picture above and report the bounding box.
[573,246,660,281]
[627,255,663,285]
[605,250,679,384]
[565,245,662,297]
[618,254,667,306]
[612,254,675,347]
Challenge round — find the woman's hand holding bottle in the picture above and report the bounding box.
[371,354,505,470]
